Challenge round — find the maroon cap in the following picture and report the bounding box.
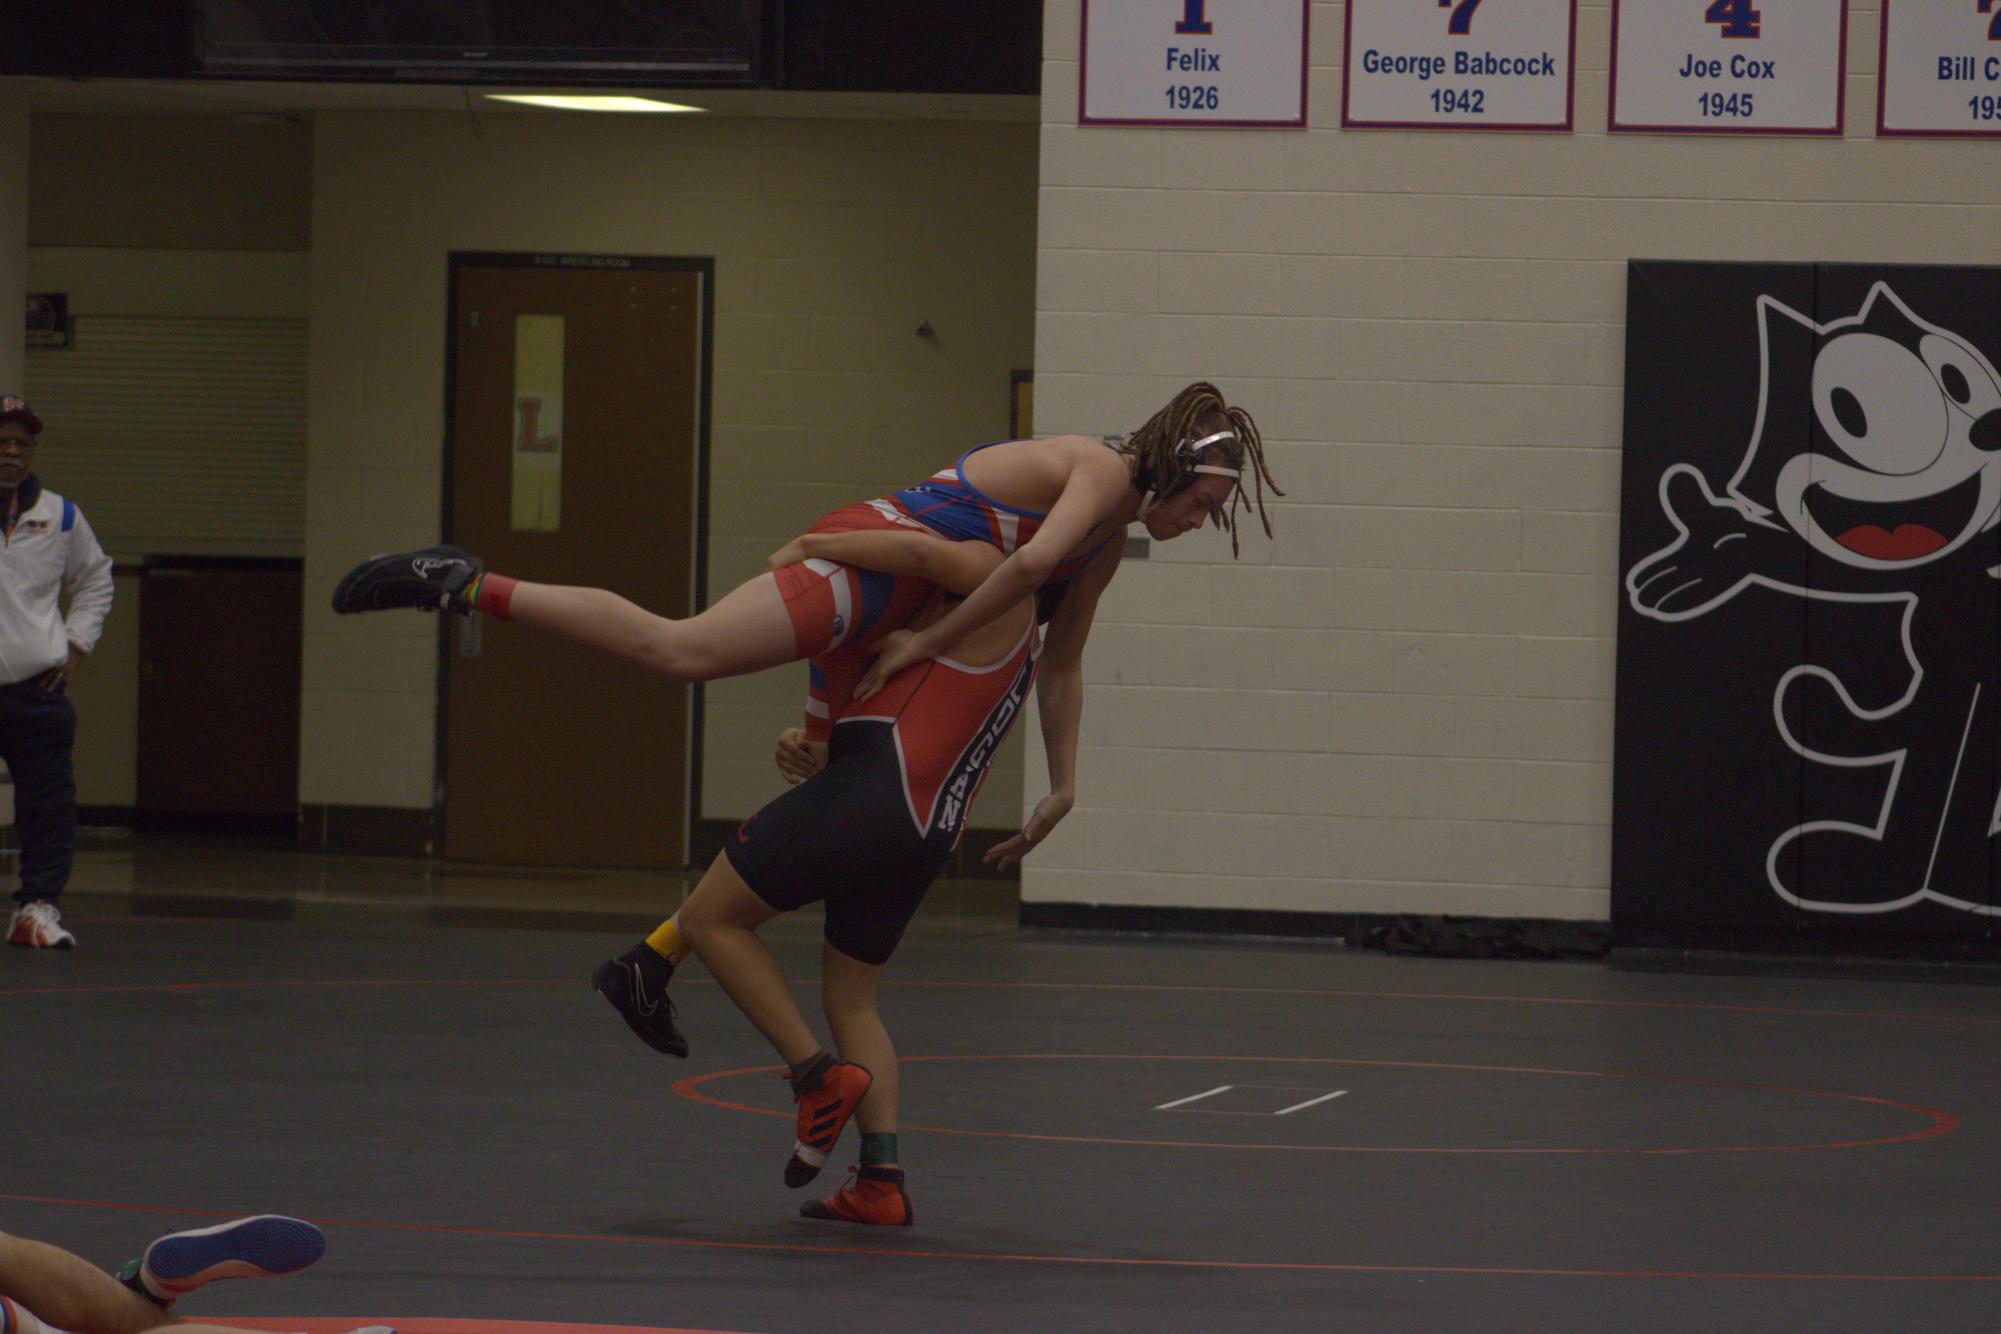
[0,396,42,436]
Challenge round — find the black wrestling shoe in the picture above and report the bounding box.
[331,545,483,615]
[592,945,688,1058]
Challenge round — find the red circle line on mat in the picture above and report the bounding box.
[1,974,1998,1032]
[2,1190,1998,1283]
[221,1321,754,1334]
[674,1054,1958,1156]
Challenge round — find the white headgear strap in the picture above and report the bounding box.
[1139,431,1243,519]
[1184,429,1242,480]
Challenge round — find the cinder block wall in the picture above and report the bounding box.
[304,109,1038,826]
[1024,0,2001,920]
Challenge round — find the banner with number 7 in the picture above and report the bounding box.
[1343,0,1576,132]
[1877,0,2001,138]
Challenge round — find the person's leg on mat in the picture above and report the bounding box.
[821,944,897,1144]
[644,915,689,964]
[0,1226,381,1334]
[675,856,875,1187]
[2,682,78,950]
[593,911,693,1057]
[675,856,817,1067]
[801,944,913,1226]
[0,1230,170,1334]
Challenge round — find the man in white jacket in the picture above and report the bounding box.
[0,397,113,950]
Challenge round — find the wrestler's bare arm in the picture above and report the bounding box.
[770,529,1002,595]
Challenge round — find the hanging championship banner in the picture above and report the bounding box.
[1079,0,1310,127]
[1610,0,1848,135]
[1878,0,2001,139]
[1342,0,1577,132]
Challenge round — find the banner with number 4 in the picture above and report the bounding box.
[1610,0,1848,135]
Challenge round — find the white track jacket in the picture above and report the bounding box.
[0,477,114,685]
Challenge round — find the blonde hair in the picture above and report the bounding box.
[1116,382,1282,557]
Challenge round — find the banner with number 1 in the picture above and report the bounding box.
[1080,0,1310,127]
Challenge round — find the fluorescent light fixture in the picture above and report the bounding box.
[484,94,705,113]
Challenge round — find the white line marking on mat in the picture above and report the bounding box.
[1155,1085,1234,1111]
[1273,1090,1348,1116]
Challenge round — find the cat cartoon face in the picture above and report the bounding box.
[1740,286,2001,571]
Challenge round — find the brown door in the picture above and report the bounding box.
[444,257,703,866]
[138,558,302,821]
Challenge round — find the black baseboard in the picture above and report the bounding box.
[690,819,1020,881]
[77,806,294,838]
[1611,946,2001,984]
[1026,905,2001,972]
[1612,922,2001,977]
[296,804,436,858]
[1021,901,1347,939]
[1021,904,1614,959]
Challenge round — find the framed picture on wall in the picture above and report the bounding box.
[26,294,70,349]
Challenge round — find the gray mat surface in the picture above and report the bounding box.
[8,907,2000,1332]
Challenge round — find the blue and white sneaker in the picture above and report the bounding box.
[137,1214,327,1301]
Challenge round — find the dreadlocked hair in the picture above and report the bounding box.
[1116,381,1284,558]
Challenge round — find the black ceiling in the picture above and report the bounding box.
[0,1,1043,94]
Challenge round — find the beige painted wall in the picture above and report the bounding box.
[21,244,313,811]
[27,247,311,320]
[1026,0,2001,921]
[29,113,310,251]
[23,247,310,811]
[303,109,1038,825]
[66,571,138,808]
[24,107,315,812]
[0,86,25,397]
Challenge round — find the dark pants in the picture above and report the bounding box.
[0,678,76,905]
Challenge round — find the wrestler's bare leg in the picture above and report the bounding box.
[505,571,797,683]
[0,1231,170,1334]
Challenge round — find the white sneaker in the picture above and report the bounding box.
[6,899,74,949]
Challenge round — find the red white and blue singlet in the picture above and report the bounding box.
[883,441,1110,585]
[771,442,1112,665]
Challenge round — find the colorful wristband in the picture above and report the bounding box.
[475,573,518,620]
